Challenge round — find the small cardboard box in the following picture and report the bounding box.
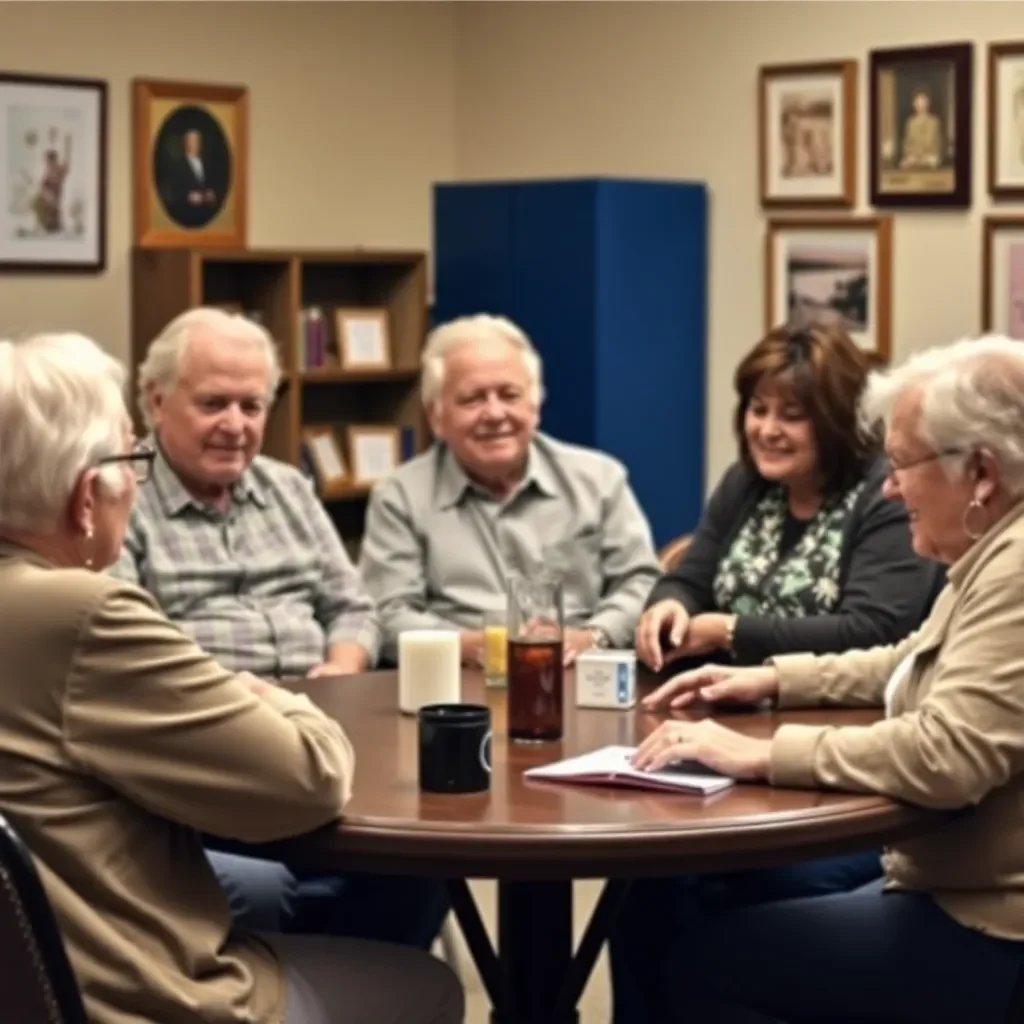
[576,649,637,709]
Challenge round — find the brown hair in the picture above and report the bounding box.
[733,320,876,493]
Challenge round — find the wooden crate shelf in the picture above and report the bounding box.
[131,246,429,549]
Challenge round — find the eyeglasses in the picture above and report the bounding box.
[883,448,966,482]
[96,447,156,484]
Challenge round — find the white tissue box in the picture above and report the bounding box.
[576,649,637,709]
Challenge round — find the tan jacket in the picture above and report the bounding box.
[0,542,355,1023]
[770,502,1024,940]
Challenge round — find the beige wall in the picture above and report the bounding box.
[0,0,455,363]
[454,1,1024,487]
[7,1,1022,489]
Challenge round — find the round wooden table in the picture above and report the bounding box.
[257,669,939,1024]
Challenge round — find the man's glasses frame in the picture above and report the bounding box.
[96,447,156,484]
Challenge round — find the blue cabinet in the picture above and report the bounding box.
[433,177,708,547]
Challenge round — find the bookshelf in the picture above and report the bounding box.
[131,247,428,549]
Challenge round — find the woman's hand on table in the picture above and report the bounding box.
[632,718,772,780]
[635,600,690,670]
[643,663,780,710]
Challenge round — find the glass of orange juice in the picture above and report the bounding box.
[483,606,508,688]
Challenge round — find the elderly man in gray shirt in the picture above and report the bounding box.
[361,313,661,666]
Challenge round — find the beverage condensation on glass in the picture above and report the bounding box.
[507,577,564,743]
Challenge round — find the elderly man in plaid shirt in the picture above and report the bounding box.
[110,306,447,951]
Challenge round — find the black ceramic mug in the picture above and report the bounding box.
[418,703,492,794]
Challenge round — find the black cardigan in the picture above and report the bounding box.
[646,458,946,665]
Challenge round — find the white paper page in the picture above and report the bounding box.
[526,745,734,794]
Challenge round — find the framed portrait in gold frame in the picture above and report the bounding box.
[869,42,973,208]
[132,78,248,248]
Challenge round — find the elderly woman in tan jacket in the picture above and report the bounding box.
[637,335,1024,1023]
[0,332,462,1024]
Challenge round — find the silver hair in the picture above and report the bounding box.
[137,306,282,428]
[861,334,1024,496]
[420,313,544,412]
[0,332,128,532]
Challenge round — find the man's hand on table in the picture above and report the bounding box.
[306,643,371,678]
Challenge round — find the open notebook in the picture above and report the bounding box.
[525,745,735,796]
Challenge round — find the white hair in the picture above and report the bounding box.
[861,334,1024,496]
[137,306,281,428]
[0,332,128,532]
[420,313,544,412]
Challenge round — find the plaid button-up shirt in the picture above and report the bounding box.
[110,447,380,677]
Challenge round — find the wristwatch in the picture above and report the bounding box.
[588,627,612,649]
[724,614,739,654]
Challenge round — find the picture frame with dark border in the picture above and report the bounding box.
[987,41,1024,200]
[765,216,893,364]
[132,78,248,249]
[759,60,857,209]
[869,42,973,208]
[0,71,107,272]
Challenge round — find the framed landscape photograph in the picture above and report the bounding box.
[132,78,248,248]
[981,216,1024,336]
[759,60,857,208]
[869,42,973,208]
[0,72,107,271]
[988,42,1024,199]
[765,216,893,362]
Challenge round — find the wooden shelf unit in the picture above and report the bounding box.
[131,247,429,547]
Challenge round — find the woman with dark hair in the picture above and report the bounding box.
[636,321,942,672]
[612,322,943,1023]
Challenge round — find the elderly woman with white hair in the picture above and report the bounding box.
[0,332,462,1023]
[632,335,1024,1023]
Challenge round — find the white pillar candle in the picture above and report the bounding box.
[398,630,462,715]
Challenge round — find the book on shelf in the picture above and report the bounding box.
[525,745,735,796]
[298,306,330,370]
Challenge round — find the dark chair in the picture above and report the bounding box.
[657,532,693,572]
[0,813,86,1023]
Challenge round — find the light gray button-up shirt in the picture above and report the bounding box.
[109,446,380,677]
[360,433,661,661]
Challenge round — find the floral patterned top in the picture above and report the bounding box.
[712,481,866,621]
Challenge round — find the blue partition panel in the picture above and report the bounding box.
[433,177,707,547]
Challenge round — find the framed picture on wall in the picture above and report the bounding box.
[132,78,248,248]
[759,60,857,208]
[869,42,973,208]
[988,42,1024,199]
[765,216,893,362]
[0,72,107,271]
[981,216,1024,336]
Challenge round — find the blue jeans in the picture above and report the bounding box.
[609,849,884,1023]
[207,850,449,951]
[677,877,1024,1022]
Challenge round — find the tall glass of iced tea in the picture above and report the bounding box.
[506,576,564,743]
